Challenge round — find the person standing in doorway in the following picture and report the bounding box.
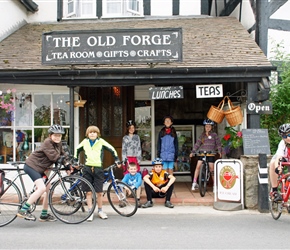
[157,115,178,175]
[189,119,222,191]
[122,120,142,175]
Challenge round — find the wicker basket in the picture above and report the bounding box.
[207,99,225,124]
[224,98,243,126]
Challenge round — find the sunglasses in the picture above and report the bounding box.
[282,134,290,139]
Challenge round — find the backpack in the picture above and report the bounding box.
[0,169,5,196]
[142,168,149,179]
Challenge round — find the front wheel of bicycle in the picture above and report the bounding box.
[0,178,22,227]
[269,182,283,220]
[199,162,208,197]
[107,180,138,217]
[49,175,96,224]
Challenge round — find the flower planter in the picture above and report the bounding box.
[226,146,244,159]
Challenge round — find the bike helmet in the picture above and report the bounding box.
[48,124,65,135]
[203,119,215,125]
[126,120,136,127]
[152,158,163,165]
[278,123,290,136]
[163,115,174,123]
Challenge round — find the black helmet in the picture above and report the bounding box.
[163,115,174,123]
[152,158,163,165]
[278,124,290,136]
[48,124,65,135]
[126,120,136,127]
[203,119,215,125]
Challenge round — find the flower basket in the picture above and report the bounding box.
[224,97,243,126]
[207,99,225,124]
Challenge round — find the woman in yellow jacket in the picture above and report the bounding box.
[74,125,121,221]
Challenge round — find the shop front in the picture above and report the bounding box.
[0,17,274,176]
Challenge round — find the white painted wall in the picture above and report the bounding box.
[179,0,201,16]
[27,0,58,23]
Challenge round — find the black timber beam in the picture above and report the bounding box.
[219,0,241,16]
[269,19,290,32]
[201,0,212,15]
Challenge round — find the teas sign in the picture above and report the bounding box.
[149,86,184,100]
[42,28,182,65]
[196,84,223,98]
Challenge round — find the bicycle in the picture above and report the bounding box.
[102,161,138,217]
[0,159,96,226]
[269,158,290,220]
[194,150,216,197]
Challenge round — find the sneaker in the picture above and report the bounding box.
[165,201,174,208]
[87,213,94,222]
[119,201,127,208]
[191,182,199,190]
[98,211,108,219]
[39,213,57,222]
[270,191,282,202]
[17,210,36,221]
[141,201,153,208]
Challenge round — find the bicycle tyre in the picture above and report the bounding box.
[199,162,208,197]
[107,180,138,217]
[0,178,22,227]
[49,175,96,224]
[269,181,282,220]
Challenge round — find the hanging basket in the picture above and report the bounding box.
[66,94,87,108]
[207,98,225,124]
[224,97,243,126]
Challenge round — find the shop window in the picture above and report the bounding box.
[0,92,70,164]
[135,100,151,161]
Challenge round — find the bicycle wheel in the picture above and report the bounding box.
[107,180,138,217]
[199,162,208,197]
[0,178,22,227]
[269,182,282,220]
[49,175,96,224]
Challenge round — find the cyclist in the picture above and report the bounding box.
[17,124,72,222]
[189,119,222,191]
[269,123,290,201]
[122,120,142,175]
[141,158,176,208]
[157,115,178,175]
[74,125,121,221]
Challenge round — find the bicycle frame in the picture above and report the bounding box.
[277,162,290,203]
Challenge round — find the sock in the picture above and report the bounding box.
[41,209,48,217]
[272,187,278,192]
[98,208,102,213]
[20,202,31,212]
[193,178,197,183]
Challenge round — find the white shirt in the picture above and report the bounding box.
[272,139,287,160]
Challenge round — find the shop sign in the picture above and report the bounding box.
[149,86,183,100]
[247,101,272,114]
[196,84,223,98]
[42,28,182,65]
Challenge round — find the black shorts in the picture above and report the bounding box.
[24,164,42,182]
[197,156,215,163]
[82,166,104,193]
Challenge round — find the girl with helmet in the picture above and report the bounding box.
[189,119,222,191]
[17,124,71,222]
[157,115,178,175]
[269,123,290,202]
[122,120,142,174]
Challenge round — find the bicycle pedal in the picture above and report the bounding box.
[25,217,36,222]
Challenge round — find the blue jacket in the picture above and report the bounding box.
[121,172,142,189]
[157,129,178,162]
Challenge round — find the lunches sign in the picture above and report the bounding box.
[42,28,182,65]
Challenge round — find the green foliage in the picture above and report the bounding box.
[221,127,243,154]
[260,43,290,154]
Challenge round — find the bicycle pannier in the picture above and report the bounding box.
[0,169,5,195]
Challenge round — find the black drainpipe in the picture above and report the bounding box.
[69,86,75,155]
[57,0,63,22]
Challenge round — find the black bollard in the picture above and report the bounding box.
[258,153,269,213]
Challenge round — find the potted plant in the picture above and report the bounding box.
[221,126,243,158]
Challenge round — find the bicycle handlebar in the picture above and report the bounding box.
[192,150,217,156]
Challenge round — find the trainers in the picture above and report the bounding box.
[87,212,94,222]
[270,191,282,202]
[165,201,174,208]
[98,211,108,219]
[39,213,57,222]
[17,210,36,221]
[191,182,199,190]
[141,201,153,208]
[119,201,127,208]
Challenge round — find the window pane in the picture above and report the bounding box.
[17,130,32,161]
[53,94,70,126]
[135,101,151,161]
[113,87,122,136]
[34,94,51,126]
[102,88,111,136]
[0,129,14,163]
[107,0,122,14]
[15,93,33,126]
